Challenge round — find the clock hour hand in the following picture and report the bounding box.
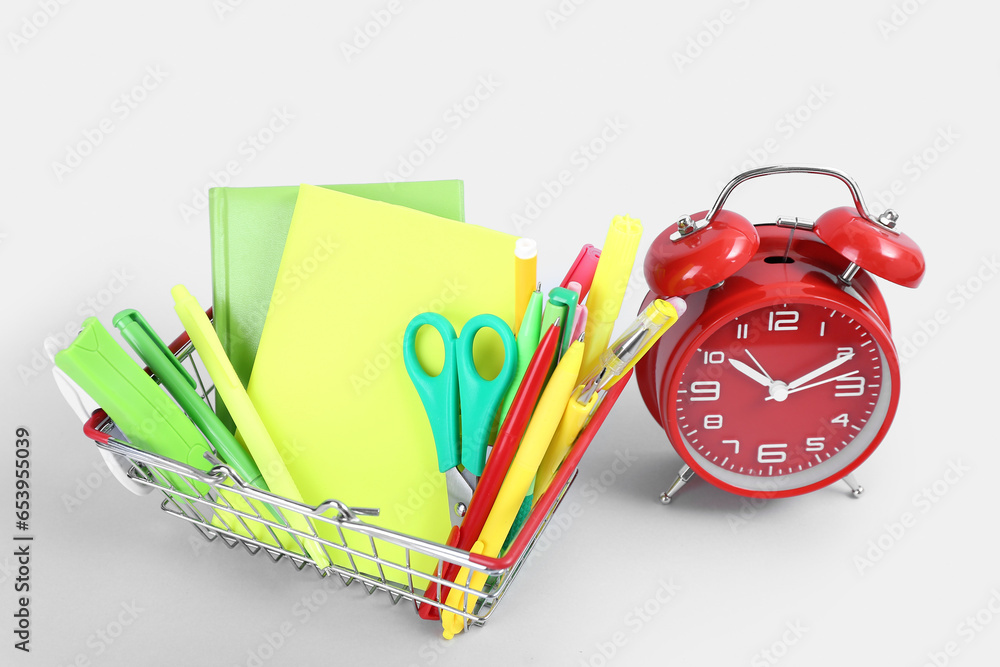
[728,358,772,388]
[786,352,855,390]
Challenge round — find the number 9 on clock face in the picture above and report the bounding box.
[669,301,898,497]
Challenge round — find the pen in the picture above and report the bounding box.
[577,297,686,396]
[579,215,643,381]
[442,337,584,639]
[534,298,685,497]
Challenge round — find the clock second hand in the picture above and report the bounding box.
[765,370,860,400]
[744,349,774,383]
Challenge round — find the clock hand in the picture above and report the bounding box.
[786,352,855,390]
[728,358,772,388]
[744,349,774,383]
[766,370,860,400]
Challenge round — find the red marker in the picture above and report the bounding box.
[419,322,561,619]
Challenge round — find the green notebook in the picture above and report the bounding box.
[210,181,466,431]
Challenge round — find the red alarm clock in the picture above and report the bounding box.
[636,166,925,502]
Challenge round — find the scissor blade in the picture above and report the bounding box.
[444,467,474,528]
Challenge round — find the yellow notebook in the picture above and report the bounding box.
[247,184,516,586]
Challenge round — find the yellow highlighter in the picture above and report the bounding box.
[441,339,585,639]
[534,298,685,498]
[579,215,643,382]
[171,285,331,569]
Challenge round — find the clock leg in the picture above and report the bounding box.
[842,473,864,498]
[660,464,695,505]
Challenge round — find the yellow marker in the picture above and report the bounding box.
[578,215,643,382]
[535,299,684,498]
[513,238,537,334]
[441,339,585,639]
[171,285,331,569]
[533,386,598,500]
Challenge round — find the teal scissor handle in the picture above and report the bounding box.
[403,313,459,473]
[455,314,517,476]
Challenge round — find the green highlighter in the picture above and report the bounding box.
[55,317,214,495]
[113,309,296,548]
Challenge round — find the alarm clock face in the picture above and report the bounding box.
[668,300,896,496]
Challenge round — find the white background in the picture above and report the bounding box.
[2,1,998,665]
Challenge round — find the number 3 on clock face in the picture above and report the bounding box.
[670,302,897,496]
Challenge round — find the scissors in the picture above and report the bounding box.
[403,313,517,527]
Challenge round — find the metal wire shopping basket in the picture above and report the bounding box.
[77,312,629,631]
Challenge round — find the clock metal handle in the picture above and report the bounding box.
[705,165,889,229]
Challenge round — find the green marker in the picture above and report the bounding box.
[497,289,543,425]
[114,309,266,489]
[114,309,289,538]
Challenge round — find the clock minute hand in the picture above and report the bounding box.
[728,358,773,388]
[766,370,860,401]
[786,352,855,390]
